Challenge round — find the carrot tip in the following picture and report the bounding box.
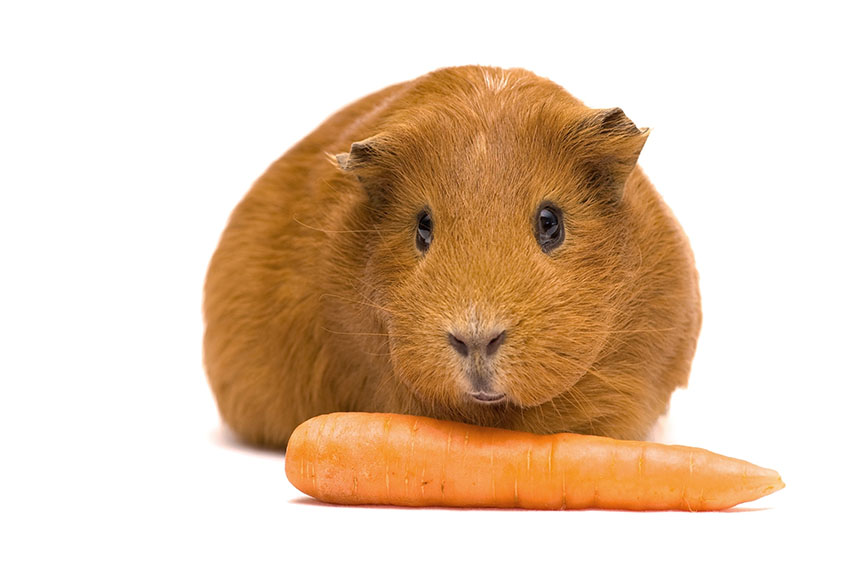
[755,469,785,499]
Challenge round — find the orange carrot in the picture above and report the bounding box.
[285,412,784,511]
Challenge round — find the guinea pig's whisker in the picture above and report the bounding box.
[370,221,417,273]
[549,351,596,378]
[550,349,586,364]
[515,404,527,429]
[319,326,393,337]
[542,396,564,421]
[562,386,598,436]
[568,327,678,335]
[583,368,629,399]
[317,292,398,315]
[356,350,394,358]
[353,284,401,315]
[291,216,388,234]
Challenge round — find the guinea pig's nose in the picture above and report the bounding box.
[448,329,506,358]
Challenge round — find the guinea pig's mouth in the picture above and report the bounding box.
[467,391,508,405]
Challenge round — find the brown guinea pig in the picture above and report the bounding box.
[203,65,701,449]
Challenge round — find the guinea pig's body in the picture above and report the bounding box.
[203,66,701,448]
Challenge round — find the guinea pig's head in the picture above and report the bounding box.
[335,71,648,424]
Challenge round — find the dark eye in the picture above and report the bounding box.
[536,204,564,253]
[416,209,432,253]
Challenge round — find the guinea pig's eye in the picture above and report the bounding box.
[536,204,564,253]
[416,209,432,253]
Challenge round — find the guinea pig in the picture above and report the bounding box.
[203,65,701,449]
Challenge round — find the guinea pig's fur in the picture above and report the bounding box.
[203,66,701,448]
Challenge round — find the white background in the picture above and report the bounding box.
[2,1,848,563]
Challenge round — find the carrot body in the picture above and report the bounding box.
[285,412,784,511]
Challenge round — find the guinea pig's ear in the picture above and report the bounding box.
[334,134,391,174]
[568,107,649,203]
[334,134,397,205]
